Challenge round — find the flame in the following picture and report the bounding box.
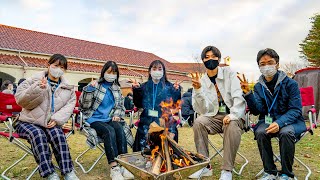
[183,156,190,166]
[160,99,181,129]
[151,146,159,160]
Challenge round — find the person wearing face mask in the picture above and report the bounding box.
[79,61,134,180]
[130,60,182,152]
[14,54,79,180]
[189,46,246,180]
[238,48,306,180]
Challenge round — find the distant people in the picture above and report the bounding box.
[181,88,194,126]
[1,80,14,94]
[124,92,134,110]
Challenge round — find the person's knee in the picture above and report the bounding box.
[192,116,206,129]
[255,126,268,140]
[279,128,295,140]
[224,121,241,133]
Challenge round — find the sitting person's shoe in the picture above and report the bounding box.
[47,172,60,180]
[219,170,232,180]
[278,174,293,180]
[121,166,134,180]
[188,165,212,179]
[110,166,124,180]
[258,172,277,180]
[64,171,79,180]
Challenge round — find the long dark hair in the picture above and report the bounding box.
[148,60,169,83]
[99,61,120,86]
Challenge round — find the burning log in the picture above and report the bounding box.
[151,155,162,175]
[166,135,197,165]
[161,134,173,172]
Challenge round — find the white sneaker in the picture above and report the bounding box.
[47,172,60,180]
[110,166,124,180]
[188,166,212,179]
[121,166,134,179]
[64,171,79,180]
[219,170,232,180]
[258,172,277,180]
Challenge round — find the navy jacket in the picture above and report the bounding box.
[245,71,306,137]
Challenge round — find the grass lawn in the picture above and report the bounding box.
[1,119,320,180]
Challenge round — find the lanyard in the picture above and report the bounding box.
[48,78,60,113]
[262,82,281,115]
[152,83,158,110]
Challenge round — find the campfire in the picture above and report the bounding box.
[116,99,210,179]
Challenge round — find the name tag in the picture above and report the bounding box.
[265,115,273,125]
[219,105,227,113]
[148,109,159,117]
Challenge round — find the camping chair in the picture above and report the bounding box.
[254,86,317,180]
[197,110,250,179]
[75,92,134,174]
[178,109,194,127]
[0,92,76,180]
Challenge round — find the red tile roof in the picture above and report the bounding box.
[0,55,190,81]
[0,24,185,72]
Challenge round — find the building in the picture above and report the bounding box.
[0,24,191,95]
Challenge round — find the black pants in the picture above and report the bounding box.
[255,123,296,178]
[90,121,127,164]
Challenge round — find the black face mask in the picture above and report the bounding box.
[204,59,219,70]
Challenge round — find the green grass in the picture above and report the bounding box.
[1,119,320,180]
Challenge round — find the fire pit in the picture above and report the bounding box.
[116,99,210,179]
[116,123,210,180]
[116,152,209,180]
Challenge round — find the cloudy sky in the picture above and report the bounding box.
[0,0,319,80]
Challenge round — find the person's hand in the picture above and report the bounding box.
[237,74,250,94]
[265,122,279,134]
[173,80,183,90]
[128,78,140,88]
[223,115,231,126]
[112,116,120,121]
[47,120,57,128]
[191,72,201,89]
[39,77,47,89]
[8,84,13,91]
[90,79,97,87]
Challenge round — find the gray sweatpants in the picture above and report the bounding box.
[193,114,243,171]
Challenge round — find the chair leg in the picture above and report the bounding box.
[208,139,248,176]
[1,153,29,180]
[294,156,311,180]
[75,145,106,173]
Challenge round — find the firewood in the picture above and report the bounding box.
[162,135,173,172]
[148,122,164,134]
[151,155,162,175]
[166,135,197,165]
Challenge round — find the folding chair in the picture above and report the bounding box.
[197,111,249,179]
[0,92,76,180]
[75,91,133,174]
[254,86,317,180]
[178,109,192,127]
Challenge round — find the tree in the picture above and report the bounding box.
[280,59,309,78]
[300,13,320,67]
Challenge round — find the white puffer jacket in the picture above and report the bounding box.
[15,71,76,127]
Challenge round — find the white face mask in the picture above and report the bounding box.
[49,66,64,78]
[259,64,277,78]
[150,70,164,80]
[104,74,117,82]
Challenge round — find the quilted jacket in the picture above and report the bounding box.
[15,71,76,127]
